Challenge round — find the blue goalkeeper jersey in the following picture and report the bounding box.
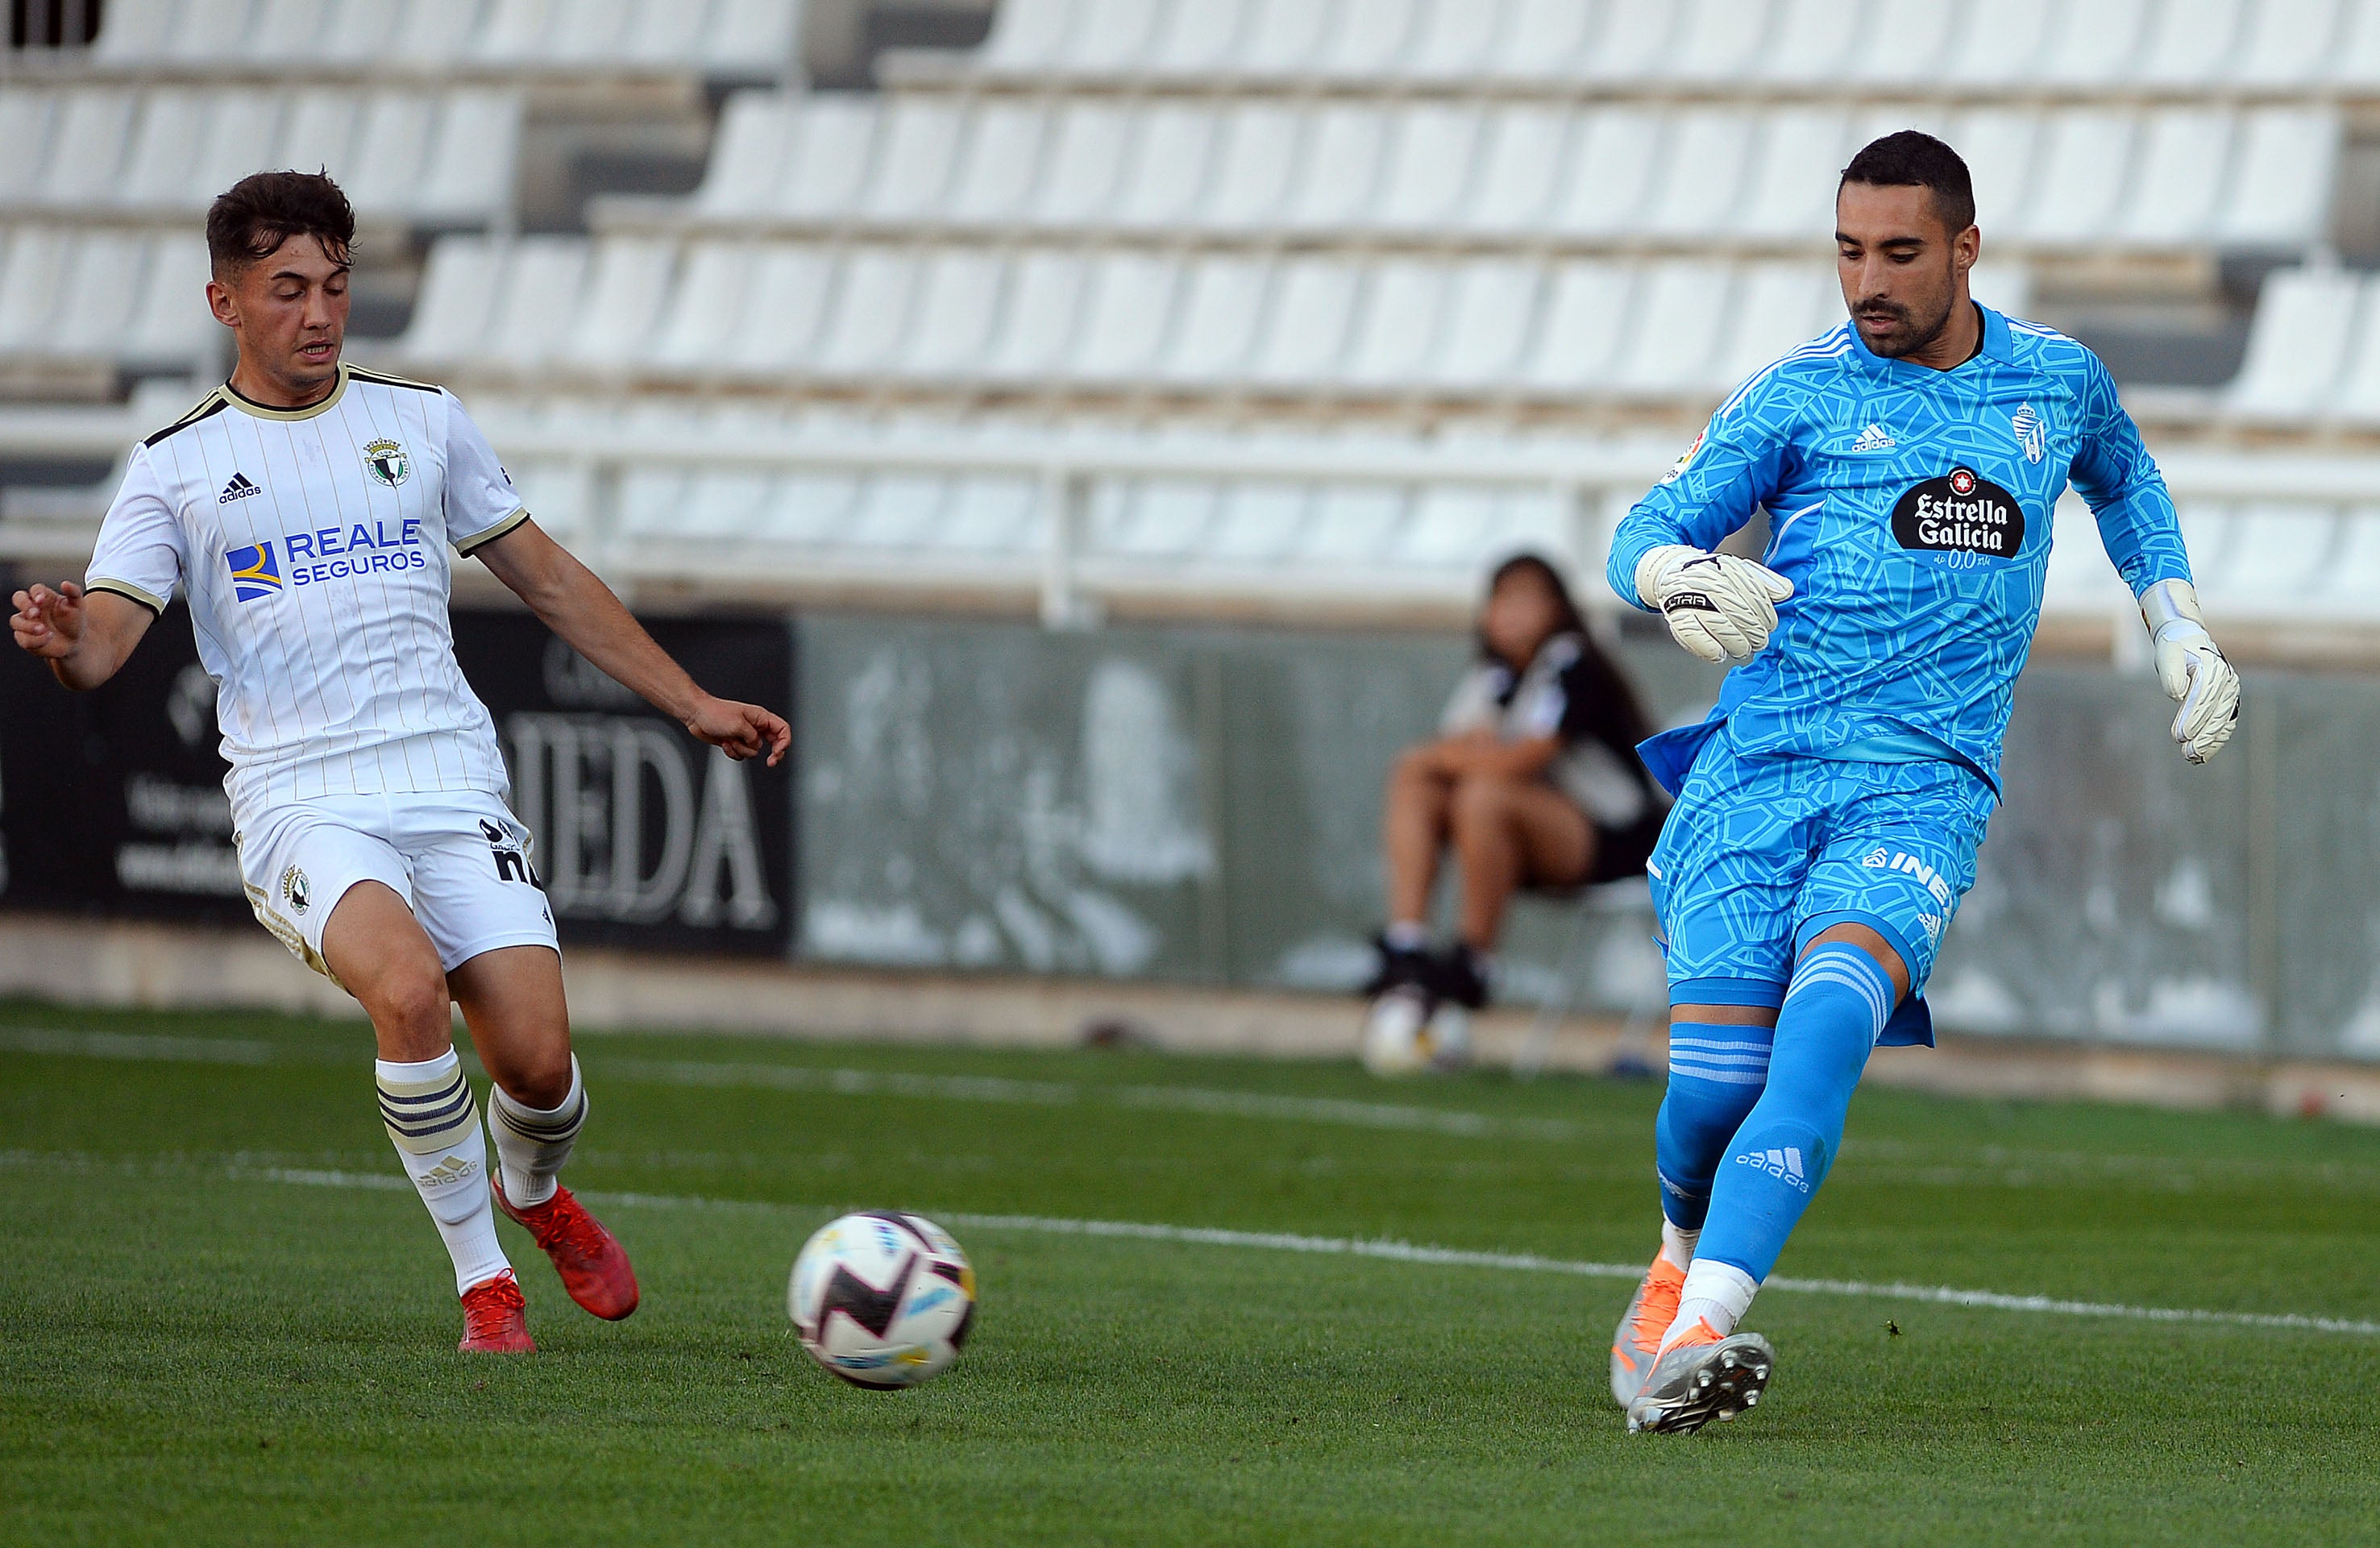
[1607,303,2192,796]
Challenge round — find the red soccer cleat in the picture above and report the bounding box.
[493,1177,640,1321]
[459,1271,536,1354]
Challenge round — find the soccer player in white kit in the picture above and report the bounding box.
[10,172,791,1353]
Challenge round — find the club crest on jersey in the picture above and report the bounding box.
[225,541,282,602]
[279,865,310,915]
[2011,403,2046,464]
[363,438,410,488]
[1890,467,2025,561]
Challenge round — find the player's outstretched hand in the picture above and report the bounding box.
[685,695,791,767]
[1635,546,1795,666]
[2141,579,2240,765]
[10,581,85,660]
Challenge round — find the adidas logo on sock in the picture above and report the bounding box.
[421,1154,480,1188]
[1849,423,1896,453]
[217,473,262,504]
[1734,1145,1809,1193]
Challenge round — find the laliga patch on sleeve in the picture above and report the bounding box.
[1889,467,2025,560]
[1659,428,1705,485]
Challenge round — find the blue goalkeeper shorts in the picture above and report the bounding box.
[1643,735,1997,1047]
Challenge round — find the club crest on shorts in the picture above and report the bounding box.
[363,438,410,488]
[278,864,311,915]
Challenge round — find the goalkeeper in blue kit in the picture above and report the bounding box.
[1601,133,2242,1434]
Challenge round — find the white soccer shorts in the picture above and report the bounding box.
[237,790,559,982]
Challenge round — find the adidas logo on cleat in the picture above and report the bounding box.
[218,473,262,504]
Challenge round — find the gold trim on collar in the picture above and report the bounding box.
[221,363,350,421]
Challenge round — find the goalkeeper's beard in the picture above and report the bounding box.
[1852,293,1954,360]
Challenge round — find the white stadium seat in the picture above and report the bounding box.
[1373,103,1482,233]
[1162,256,1271,384]
[2118,109,2232,244]
[566,237,677,367]
[1205,102,1304,230]
[729,246,837,372]
[1435,259,1542,391]
[2216,109,2340,247]
[945,101,1050,224]
[986,251,1090,382]
[1547,108,1663,238]
[1114,102,1221,230]
[776,97,881,220]
[2025,110,2135,246]
[1290,103,1394,231]
[1074,253,1186,382]
[2204,505,2338,615]
[2137,0,2244,85]
[900,250,1008,380]
[1522,261,1636,392]
[1344,259,1450,390]
[1249,258,1361,388]
[1493,0,1599,80]
[866,98,969,222]
[2233,0,2341,84]
[1034,102,1136,223]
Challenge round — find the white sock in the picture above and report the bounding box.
[1662,1260,1759,1349]
[1659,1221,1700,1272]
[488,1056,586,1209]
[376,1051,509,1296]
[1383,920,1431,951]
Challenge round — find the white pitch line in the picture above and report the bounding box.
[119,1157,2380,1340]
[0,1026,1595,1143]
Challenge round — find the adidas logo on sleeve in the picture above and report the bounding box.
[217,472,262,504]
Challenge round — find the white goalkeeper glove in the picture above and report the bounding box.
[1634,545,1795,666]
[2140,579,2240,766]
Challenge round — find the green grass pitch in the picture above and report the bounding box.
[6,998,2380,1546]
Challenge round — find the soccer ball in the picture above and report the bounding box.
[788,1211,977,1388]
[1360,988,1472,1076]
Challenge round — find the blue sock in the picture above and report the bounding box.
[1654,1021,1773,1231]
[1693,944,1894,1282]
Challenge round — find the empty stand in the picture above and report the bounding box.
[922,0,2380,93]
[387,234,2039,405]
[0,84,523,226]
[628,92,2338,255]
[81,0,806,80]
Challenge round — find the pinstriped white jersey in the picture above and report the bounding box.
[85,363,531,820]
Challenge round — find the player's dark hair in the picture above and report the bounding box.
[1840,131,1976,234]
[206,169,355,277]
[1479,553,1656,749]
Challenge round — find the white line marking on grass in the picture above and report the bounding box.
[600,1057,1589,1141]
[0,1029,1594,1142]
[0,1026,276,1064]
[6,1148,2376,1337]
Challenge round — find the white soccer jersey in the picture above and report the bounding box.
[85,363,531,820]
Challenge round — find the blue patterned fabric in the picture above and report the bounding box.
[1608,305,2191,795]
[1645,736,1996,1045]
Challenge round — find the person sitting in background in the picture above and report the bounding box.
[1364,554,1664,1070]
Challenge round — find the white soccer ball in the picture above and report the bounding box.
[788,1210,977,1388]
[1362,988,1472,1076]
[1362,986,1431,1075]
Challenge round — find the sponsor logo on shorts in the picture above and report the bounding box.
[363,438,410,488]
[278,863,310,915]
[1735,1145,1809,1193]
[226,541,282,602]
[480,818,541,887]
[1890,466,2025,560]
[1860,848,1956,906]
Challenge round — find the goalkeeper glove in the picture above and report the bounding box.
[2139,579,2240,765]
[1634,545,1795,666]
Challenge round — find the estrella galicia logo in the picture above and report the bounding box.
[363,438,410,488]
[225,541,282,602]
[1890,467,2025,559]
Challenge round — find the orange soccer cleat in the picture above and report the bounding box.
[493,1177,640,1322]
[459,1270,536,1354]
[1610,1254,1688,1408]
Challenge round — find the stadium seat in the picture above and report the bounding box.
[2224,267,2361,421]
[2027,110,2135,246]
[2215,109,2339,247]
[2205,504,2338,614]
[564,236,676,367]
[1074,254,1185,383]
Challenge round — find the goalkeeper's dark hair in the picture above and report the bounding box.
[1840,131,1976,234]
[1477,553,1656,751]
[206,169,355,278]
